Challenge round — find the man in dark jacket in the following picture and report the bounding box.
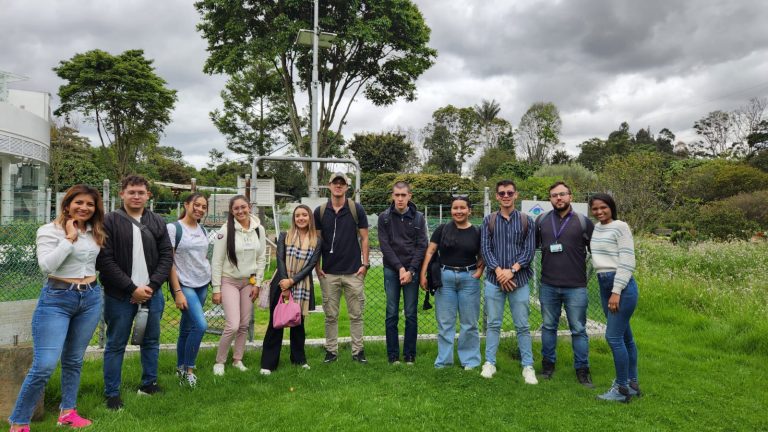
[378,181,427,364]
[97,175,173,410]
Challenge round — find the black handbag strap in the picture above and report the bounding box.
[115,208,157,248]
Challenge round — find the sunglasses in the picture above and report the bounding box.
[496,191,516,197]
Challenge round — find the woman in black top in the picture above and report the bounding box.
[420,196,484,369]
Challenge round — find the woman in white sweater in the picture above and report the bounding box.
[589,193,640,403]
[211,195,266,376]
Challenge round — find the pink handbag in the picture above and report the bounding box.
[273,291,302,329]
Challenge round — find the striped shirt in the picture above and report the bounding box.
[481,210,536,288]
[590,220,636,294]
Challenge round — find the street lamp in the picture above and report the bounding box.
[296,0,337,198]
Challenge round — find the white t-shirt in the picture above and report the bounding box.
[167,221,212,288]
[130,216,150,287]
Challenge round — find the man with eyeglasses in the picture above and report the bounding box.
[314,172,370,363]
[537,181,595,387]
[480,179,537,383]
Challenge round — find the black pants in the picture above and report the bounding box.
[260,282,306,371]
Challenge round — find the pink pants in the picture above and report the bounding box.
[215,277,254,364]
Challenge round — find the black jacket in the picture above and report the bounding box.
[96,208,174,300]
[377,202,427,273]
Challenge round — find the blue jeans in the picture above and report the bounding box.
[103,290,164,397]
[176,285,208,370]
[10,283,102,424]
[484,280,534,367]
[384,267,418,360]
[540,283,589,369]
[434,269,481,368]
[598,272,639,387]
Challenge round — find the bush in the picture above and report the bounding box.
[718,190,768,228]
[674,159,768,202]
[696,202,759,240]
[360,173,482,209]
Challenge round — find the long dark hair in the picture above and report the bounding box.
[226,195,250,268]
[56,184,107,247]
[589,193,618,220]
[179,193,208,222]
[441,195,472,248]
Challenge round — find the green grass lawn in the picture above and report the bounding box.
[22,239,768,430]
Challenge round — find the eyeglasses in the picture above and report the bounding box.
[549,192,570,198]
[496,191,516,197]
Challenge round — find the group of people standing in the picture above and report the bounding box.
[8,173,641,432]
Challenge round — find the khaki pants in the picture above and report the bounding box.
[320,273,365,355]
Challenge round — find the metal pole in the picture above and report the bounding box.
[103,179,110,211]
[45,188,52,222]
[439,204,442,224]
[309,0,320,198]
[191,177,197,193]
[483,186,491,216]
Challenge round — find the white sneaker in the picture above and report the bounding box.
[301,364,311,370]
[232,361,248,372]
[522,366,538,385]
[213,363,225,376]
[259,368,271,375]
[480,362,496,379]
[463,365,476,371]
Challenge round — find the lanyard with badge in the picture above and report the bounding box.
[550,212,573,253]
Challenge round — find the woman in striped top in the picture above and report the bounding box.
[589,193,640,403]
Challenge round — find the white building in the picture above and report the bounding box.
[0,72,50,223]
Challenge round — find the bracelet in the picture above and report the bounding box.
[174,289,181,293]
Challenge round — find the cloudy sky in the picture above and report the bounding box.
[3,0,768,169]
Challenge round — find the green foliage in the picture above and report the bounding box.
[673,159,768,202]
[260,160,308,199]
[576,137,608,171]
[422,105,482,174]
[472,147,516,182]
[137,144,194,184]
[696,202,759,240]
[195,0,436,167]
[348,132,416,184]
[533,163,598,198]
[516,102,562,164]
[494,160,540,181]
[599,152,669,232]
[692,110,734,157]
[515,176,559,201]
[53,49,177,180]
[747,149,768,172]
[718,190,768,227]
[49,124,109,190]
[361,173,481,208]
[210,61,288,157]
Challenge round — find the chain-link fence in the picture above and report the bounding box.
[0,186,605,348]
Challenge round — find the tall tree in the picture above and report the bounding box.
[474,99,507,148]
[53,49,177,179]
[210,61,289,157]
[692,110,735,157]
[49,122,107,191]
[516,102,562,164]
[576,137,609,171]
[347,132,416,183]
[196,0,437,170]
[734,97,768,156]
[421,105,482,174]
[550,149,573,165]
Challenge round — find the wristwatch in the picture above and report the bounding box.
[511,268,517,274]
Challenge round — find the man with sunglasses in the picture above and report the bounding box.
[480,180,537,383]
[537,181,595,387]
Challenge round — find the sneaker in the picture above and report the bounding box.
[522,366,538,385]
[351,351,368,363]
[323,350,338,363]
[175,366,185,378]
[105,395,124,411]
[232,361,248,372]
[185,371,198,388]
[389,358,401,365]
[9,425,30,432]
[301,363,311,370]
[576,367,595,388]
[463,365,476,371]
[404,356,415,365]
[541,359,555,379]
[57,410,92,428]
[259,368,271,376]
[137,382,161,396]
[480,362,496,379]
[213,363,225,376]
[597,384,631,403]
[628,381,642,397]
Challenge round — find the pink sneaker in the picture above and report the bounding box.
[56,410,92,428]
[9,425,30,432]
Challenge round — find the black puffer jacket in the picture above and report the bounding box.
[96,208,173,300]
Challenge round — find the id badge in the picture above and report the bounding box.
[549,243,563,253]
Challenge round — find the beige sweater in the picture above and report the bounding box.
[590,220,636,295]
[211,214,266,293]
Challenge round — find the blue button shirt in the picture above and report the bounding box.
[481,210,536,287]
